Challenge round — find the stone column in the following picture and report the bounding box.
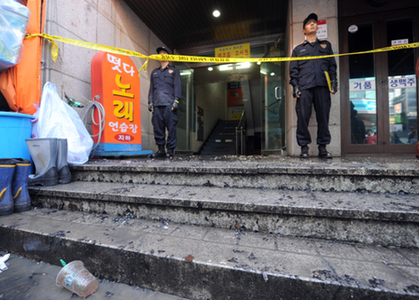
[285,0,341,157]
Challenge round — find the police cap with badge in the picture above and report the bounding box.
[303,13,318,28]
[156,46,171,54]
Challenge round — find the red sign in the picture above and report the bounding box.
[416,58,419,78]
[227,82,243,106]
[91,52,142,145]
[394,103,402,114]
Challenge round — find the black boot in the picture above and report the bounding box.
[57,139,71,184]
[300,145,309,158]
[318,144,332,158]
[151,145,166,158]
[26,138,59,186]
[166,148,174,159]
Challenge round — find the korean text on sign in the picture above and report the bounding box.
[91,51,142,145]
[215,43,250,58]
[388,77,416,88]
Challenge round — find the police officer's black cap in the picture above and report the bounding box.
[303,13,318,29]
[156,46,171,54]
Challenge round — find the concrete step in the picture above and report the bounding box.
[28,181,419,248]
[209,131,236,135]
[1,208,418,300]
[69,157,419,194]
[201,145,235,151]
[201,149,236,155]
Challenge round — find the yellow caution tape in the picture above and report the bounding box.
[26,33,419,72]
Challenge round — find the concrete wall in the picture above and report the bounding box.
[286,0,341,157]
[42,0,165,153]
[193,83,227,153]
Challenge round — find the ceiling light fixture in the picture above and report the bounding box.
[208,67,213,71]
[219,64,233,71]
[180,71,191,76]
[213,10,220,18]
[236,62,251,69]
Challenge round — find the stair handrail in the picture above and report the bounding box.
[236,110,246,155]
[237,110,246,130]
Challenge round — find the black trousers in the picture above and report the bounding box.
[152,106,178,149]
[295,86,331,146]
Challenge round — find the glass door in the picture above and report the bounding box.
[340,9,418,155]
[261,62,286,152]
[175,63,194,152]
[387,19,417,146]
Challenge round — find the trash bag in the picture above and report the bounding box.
[30,102,40,138]
[35,82,93,165]
[0,0,30,72]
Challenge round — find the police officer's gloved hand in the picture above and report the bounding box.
[293,86,301,98]
[172,100,179,112]
[331,80,338,93]
[148,103,153,112]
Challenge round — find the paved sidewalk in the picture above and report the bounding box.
[1,208,419,299]
[0,251,187,300]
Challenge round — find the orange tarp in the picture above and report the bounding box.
[0,0,46,115]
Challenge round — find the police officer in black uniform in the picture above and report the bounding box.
[148,46,181,159]
[289,13,337,158]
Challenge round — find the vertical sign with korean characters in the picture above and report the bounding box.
[317,19,327,40]
[91,51,151,156]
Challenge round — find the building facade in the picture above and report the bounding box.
[41,0,419,157]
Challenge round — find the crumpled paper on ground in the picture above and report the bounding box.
[0,253,10,273]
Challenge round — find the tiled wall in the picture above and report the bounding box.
[43,0,164,152]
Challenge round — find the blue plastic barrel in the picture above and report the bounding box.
[0,112,34,162]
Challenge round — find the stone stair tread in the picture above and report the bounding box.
[1,208,419,299]
[71,157,419,177]
[29,181,419,222]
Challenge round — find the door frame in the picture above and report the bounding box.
[339,8,419,156]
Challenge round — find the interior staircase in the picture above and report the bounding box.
[199,120,238,155]
[1,157,419,299]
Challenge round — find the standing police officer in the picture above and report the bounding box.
[289,13,337,158]
[148,46,181,159]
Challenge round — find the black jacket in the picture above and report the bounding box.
[289,39,337,91]
[148,65,181,106]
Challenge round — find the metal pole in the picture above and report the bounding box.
[236,127,239,156]
[241,127,244,155]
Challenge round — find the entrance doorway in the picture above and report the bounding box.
[261,61,286,154]
[340,9,419,155]
[175,40,288,156]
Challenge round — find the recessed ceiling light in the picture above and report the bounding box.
[219,64,233,71]
[208,67,213,71]
[213,10,220,17]
[236,62,251,69]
